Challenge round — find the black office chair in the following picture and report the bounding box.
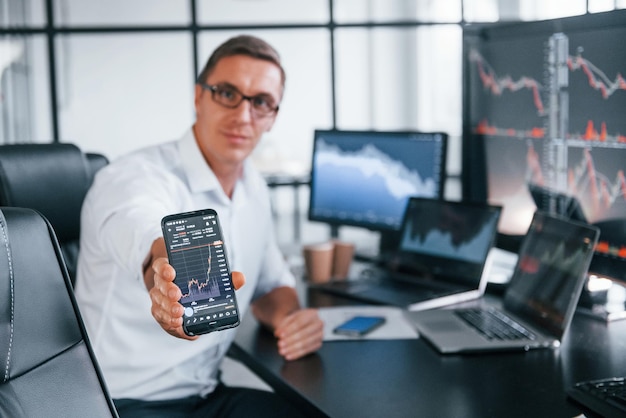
[0,143,108,284]
[0,207,118,417]
[86,152,110,178]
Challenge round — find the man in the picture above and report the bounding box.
[75,35,323,417]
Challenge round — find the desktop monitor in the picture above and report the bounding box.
[462,10,626,252]
[308,129,447,236]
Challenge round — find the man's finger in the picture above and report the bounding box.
[231,271,245,290]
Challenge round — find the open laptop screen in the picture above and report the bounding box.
[390,198,501,287]
[504,213,599,337]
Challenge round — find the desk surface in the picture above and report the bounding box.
[233,287,626,418]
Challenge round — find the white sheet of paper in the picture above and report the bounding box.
[318,305,419,341]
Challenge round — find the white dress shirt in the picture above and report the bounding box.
[75,129,295,401]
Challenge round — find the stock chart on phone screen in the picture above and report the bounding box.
[163,213,237,325]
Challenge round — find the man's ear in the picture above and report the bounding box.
[194,84,203,116]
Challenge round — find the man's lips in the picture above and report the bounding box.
[223,132,249,143]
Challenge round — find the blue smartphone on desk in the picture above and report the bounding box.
[333,316,386,337]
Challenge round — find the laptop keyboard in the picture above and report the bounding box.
[568,377,626,418]
[455,307,536,341]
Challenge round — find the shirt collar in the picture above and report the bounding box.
[178,129,253,207]
[179,128,221,194]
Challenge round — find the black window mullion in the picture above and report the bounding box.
[190,0,199,82]
[45,0,60,143]
[329,0,337,129]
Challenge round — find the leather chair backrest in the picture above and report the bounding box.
[0,143,108,284]
[86,152,110,179]
[0,207,118,417]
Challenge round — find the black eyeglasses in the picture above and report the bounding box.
[198,82,280,117]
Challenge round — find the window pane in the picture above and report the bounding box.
[335,26,462,195]
[197,30,333,174]
[463,0,499,22]
[0,0,46,28]
[335,28,426,130]
[56,33,194,158]
[54,0,190,26]
[1,35,51,142]
[29,35,52,142]
[197,0,328,25]
[335,26,461,133]
[335,0,461,23]
[588,0,617,13]
[520,0,586,20]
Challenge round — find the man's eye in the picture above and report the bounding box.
[217,87,237,100]
[252,95,273,109]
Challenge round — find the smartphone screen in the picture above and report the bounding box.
[333,316,386,337]
[161,209,239,336]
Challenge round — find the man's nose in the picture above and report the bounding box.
[231,98,254,121]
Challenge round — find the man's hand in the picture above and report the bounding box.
[274,308,324,361]
[149,257,195,340]
[148,254,245,340]
[251,287,324,360]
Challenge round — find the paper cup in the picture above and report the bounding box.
[302,242,335,283]
[332,240,355,280]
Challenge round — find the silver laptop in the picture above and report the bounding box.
[405,211,600,354]
[313,197,502,311]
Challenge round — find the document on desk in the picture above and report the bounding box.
[318,305,419,341]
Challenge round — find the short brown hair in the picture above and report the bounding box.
[197,35,286,88]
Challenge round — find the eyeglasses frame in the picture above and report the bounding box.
[198,82,280,117]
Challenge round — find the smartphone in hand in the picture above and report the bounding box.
[333,316,386,337]
[161,209,239,336]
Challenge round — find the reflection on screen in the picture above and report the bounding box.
[400,200,500,264]
[390,198,501,287]
[505,215,599,336]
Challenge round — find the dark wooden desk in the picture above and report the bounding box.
[232,288,626,418]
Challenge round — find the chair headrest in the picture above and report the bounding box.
[0,144,91,243]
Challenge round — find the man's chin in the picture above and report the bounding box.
[224,149,253,166]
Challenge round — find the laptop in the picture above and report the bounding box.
[312,197,502,311]
[405,211,600,354]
